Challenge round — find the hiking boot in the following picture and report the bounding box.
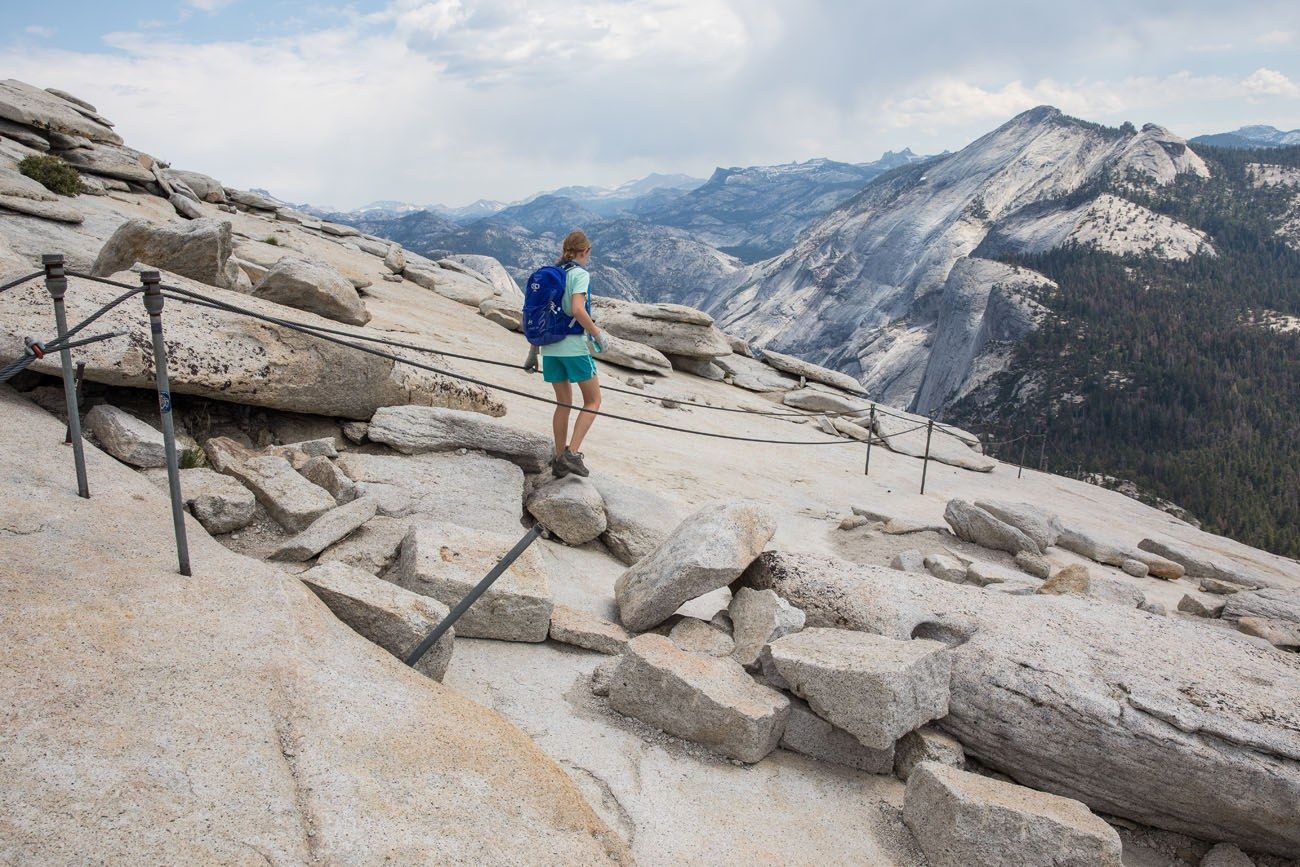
[560,448,590,477]
[550,454,570,478]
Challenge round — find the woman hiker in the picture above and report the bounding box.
[537,230,603,478]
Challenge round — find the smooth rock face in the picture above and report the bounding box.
[526,476,607,545]
[394,522,552,642]
[615,500,777,631]
[252,257,371,326]
[894,727,966,781]
[83,404,165,468]
[91,218,241,290]
[223,454,336,532]
[974,499,1061,551]
[608,634,790,763]
[588,473,681,566]
[760,348,863,392]
[1039,564,1144,608]
[270,497,377,562]
[548,605,630,655]
[178,467,255,534]
[367,404,552,473]
[903,762,1123,867]
[728,587,806,667]
[668,618,736,657]
[595,333,673,374]
[0,388,629,865]
[780,698,894,773]
[0,79,122,144]
[945,499,1039,555]
[768,628,951,750]
[334,451,524,536]
[301,561,454,681]
[0,273,500,420]
[742,551,1300,857]
[782,389,869,415]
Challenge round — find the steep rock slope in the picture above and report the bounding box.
[711,107,1210,413]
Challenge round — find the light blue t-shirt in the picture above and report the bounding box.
[539,266,591,358]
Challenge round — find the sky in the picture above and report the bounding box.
[3,0,1300,209]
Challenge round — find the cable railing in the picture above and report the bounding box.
[0,253,1050,580]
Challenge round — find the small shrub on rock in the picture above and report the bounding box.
[18,155,85,196]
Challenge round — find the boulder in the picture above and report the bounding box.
[614,500,777,631]
[0,389,628,865]
[478,297,522,331]
[759,348,862,393]
[600,307,731,359]
[925,553,968,584]
[830,417,873,442]
[838,514,869,530]
[741,551,1300,857]
[367,405,551,473]
[625,302,714,326]
[1138,537,1272,589]
[83,404,165,468]
[0,118,51,150]
[404,264,496,308]
[270,497,378,562]
[440,253,522,302]
[607,634,789,763]
[973,500,1061,551]
[782,389,869,415]
[298,455,357,504]
[393,522,552,642]
[1178,593,1226,619]
[668,618,735,657]
[1014,550,1052,579]
[142,466,257,535]
[201,436,257,474]
[780,698,894,773]
[319,221,360,237]
[342,421,369,444]
[1236,617,1300,650]
[526,476,607,545]
[891,550,925,573]
[592,332,672,374]
[1,272,498,421]
[1121,558,1150,577]
[894,726,966,781]
[1200,576,1244,595]
[1200,843,1255,867]
[767,628,951,750]
[382,244,405,274]
[874,413,997,472]
[300,561,454,681]
[903,762,1123,867]
[0,194,83,223]
[223,187,280,211]
[665,354,725,380]
[61,143,154,183]
[334,451,523,536]
[548,605,631,655]
[169,194,204,220]
[727,588,806,667]
[588,472,680,566]
[252,257,370,326]
[590,656,618,696]
[91,218,241,291]
[0,80,122,143]
[1125,548,1186,580]
[945,499,1040,555]
[713,353,800,392]
[1222,587,1300,625]
[1038,564,1145,609]
[222,454,336,532]
[726,334,753,357]
[169,169,226,203]
[318,515,409,575]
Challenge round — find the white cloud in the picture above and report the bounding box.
[880,79,1127,131]
[1256,30,1295,46]
[1243,67,1300,98]
[186,0,236,11]
[24,25,55,38]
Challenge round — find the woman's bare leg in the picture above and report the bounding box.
[569,375,602,454]
[551,381,572,457]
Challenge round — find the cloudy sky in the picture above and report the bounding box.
[5,0,1300,208]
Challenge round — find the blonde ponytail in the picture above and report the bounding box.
[557,229,591,264]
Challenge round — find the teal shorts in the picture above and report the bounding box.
[542,354,597,384]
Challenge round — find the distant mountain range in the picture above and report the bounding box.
[1191,124,1300,149]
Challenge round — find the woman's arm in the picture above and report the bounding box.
[570,293,601,340]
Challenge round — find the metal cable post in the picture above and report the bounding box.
[141,270,191,576]
[920,418,934,494]
[44,254,89,498]
[864,405,876,475]
[1017,434,1028,479]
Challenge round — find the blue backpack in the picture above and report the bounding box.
[523,261,590,346]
